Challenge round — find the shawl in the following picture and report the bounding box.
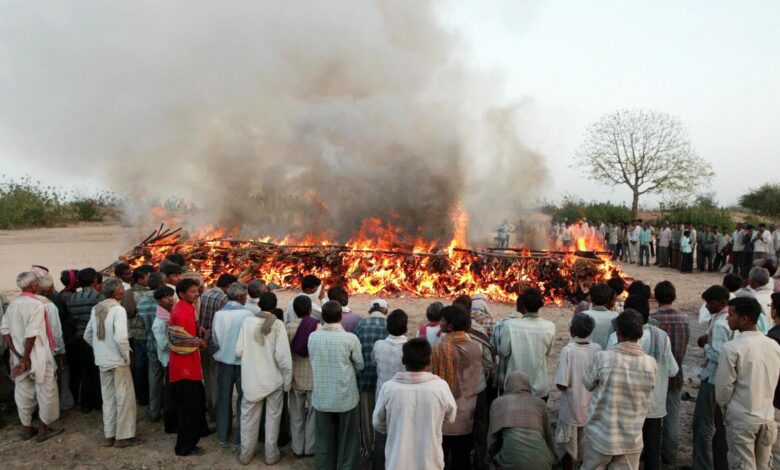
[418,321,440,337]
[431,331,471,391]
[156,305,171,322]
[488,371,550,451]
[20,292,56,352]
[291,315,319,357]
[253,310,277,345]
[613,341,645,356]
[63,269,78,292]
[471,294,491,316]
[469,324,494,353]
[94,298,120,341]
[168,324,202,354]
[392,371,441,385]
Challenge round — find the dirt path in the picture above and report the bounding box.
[0,225,720,467]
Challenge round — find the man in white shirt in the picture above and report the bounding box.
[692,285,732,470]
[284,275,324,324]
[715,297,780,469]
[84,277,137,447]
[244,279,267,315]
[212,283,255,448]
[1,272,61,442]
[581,284,618,350]
[772,224,780,261]
[658,222,672,267]
[235,291,292,465]
[373,337,457,470]
[735,267,772,334]
[628,220,642,264]
[752,224,772,261]
[732,223,746,279]
[494,288,555,399]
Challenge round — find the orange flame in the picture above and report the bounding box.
[126,219,621,304]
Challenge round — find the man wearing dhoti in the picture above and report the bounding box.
[1,272,62,441]
[84,277,137,447]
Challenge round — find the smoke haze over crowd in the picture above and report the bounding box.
[0,1,548,243]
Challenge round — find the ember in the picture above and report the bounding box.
[121,223,621,304]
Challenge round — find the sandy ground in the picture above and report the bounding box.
[0,224,721,468]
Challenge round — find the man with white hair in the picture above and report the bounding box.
[1,272,61,441]
[84,277,137,447]
[244,279,268,315]
[735,267,773,334]
[211,282,255,448]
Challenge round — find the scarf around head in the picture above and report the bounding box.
[63,269,78,292]
[292,315,319,357]
[488,371,548,450]
[253,311,277,345]
[95,298,120,341]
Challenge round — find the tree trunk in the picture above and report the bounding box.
[631,191,639,219]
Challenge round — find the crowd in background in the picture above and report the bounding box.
[554,219,780,277]
[2,252,780,469]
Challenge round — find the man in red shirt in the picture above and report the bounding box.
[169,278,209,456]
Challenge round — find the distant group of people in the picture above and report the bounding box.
[3,251,780,468]
[555,219,780,278]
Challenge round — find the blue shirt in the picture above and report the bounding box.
[640,228,653,245]
[212,301,255,365]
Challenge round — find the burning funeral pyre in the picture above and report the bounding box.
[120,221,621,304]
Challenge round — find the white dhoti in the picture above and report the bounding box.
[15,364,59,427]
[100,365,136,440]
[240,387,284,464]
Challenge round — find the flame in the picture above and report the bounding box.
[126,218,621,304]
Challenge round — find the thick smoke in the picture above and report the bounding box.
[0,1,548,244]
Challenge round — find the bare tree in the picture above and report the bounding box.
[573,110,714,217]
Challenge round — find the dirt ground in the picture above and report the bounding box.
[0,224,722,468]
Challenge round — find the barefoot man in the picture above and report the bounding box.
[1,272,62,442]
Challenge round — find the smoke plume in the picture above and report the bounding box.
[0,0,548,243]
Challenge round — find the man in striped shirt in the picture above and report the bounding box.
[581,309,657,470]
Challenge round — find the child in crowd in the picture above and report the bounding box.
[554,313,601,470]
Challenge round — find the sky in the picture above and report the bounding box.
[1,0,778,209]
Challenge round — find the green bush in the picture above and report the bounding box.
[546,197,633,224]
[68,199,104,221]
[654,204,734,231]
[739,184,780,218]
[0,176,112,229]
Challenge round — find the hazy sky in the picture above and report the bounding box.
[440,0,780,206]
[1,0,778,208]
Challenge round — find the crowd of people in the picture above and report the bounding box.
[2,252,780,469]
[555,219,780,276]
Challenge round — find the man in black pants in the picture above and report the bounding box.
[67,268,105,412]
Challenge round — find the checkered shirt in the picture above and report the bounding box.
[198,287,227,334]
[651,306,690,389]
[308,323,364,412]
[355,313,388,391]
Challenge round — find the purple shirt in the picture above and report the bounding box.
[340,310,362,333]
